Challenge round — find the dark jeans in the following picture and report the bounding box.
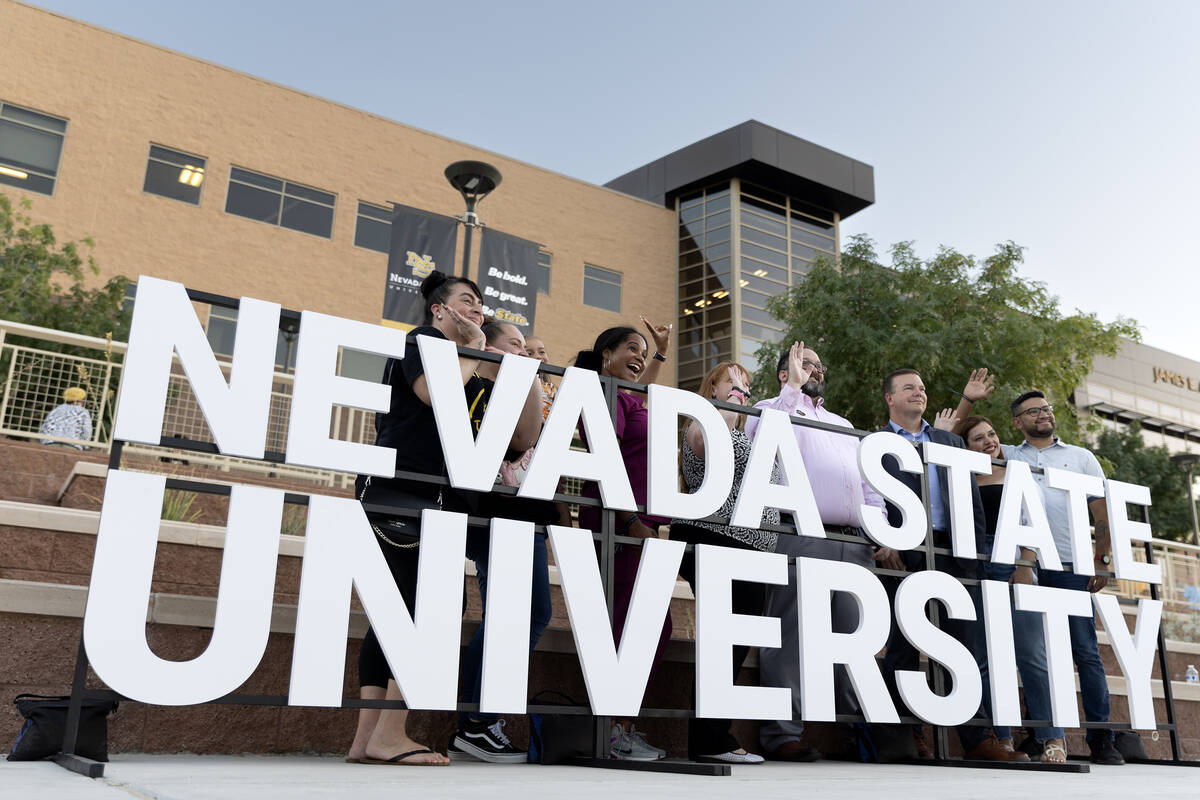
[460,532,553,724]
[881,530,988,751]
[1035,565,1110,743]
[669,523,768,758]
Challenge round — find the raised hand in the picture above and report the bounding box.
[785,341,812,389]
[963,367,996,403]
[445,306,485,349]
[640,315,672,355]
[933,408,958,432]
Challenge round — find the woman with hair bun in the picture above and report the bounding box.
[346,270,543,766]
[573,317,675,761]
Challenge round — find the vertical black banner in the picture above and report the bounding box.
[477,228,539,332]
[382,203,459,330]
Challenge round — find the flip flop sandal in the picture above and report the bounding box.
[362,748,449,766]
[345,757,364,764]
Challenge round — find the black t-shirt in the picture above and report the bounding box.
[371,325,490,502]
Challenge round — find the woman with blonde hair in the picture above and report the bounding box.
[668,361,778,764]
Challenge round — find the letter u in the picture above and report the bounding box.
[83,470,284,705]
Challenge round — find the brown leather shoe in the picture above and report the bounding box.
[966,735,1031,762]
[767,740,821,762]
[913,731,934,760]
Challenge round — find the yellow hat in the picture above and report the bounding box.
[63,387,87,403]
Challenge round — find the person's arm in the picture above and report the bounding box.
[945,368,996,436]
[746,341,811,440]
[1087,496,1111,592]
[412,312,485,406]
[509,377,546,452]
[1011,547,1037,584]
[636,316,672,393]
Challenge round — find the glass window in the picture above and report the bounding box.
[741,257,787,283]
[791,226,836,250]
[354,202,391,253]
[742,304,784,326]
[339,348,386,382]
[0,101,67,196]
[704,225,731,246]
[583,264,621,312]
[742,241,786,267]
[206,306,238,358]
[226,166,335,238]
[741,225,787,252]
[742,208,787,237]
[705,209,730,228]
[143,144,206,205]
[704,190,730,213]
[536,250,551,295]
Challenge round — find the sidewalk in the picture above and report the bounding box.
[3,755,1199,800]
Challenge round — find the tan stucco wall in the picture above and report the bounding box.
[0,0,677,374]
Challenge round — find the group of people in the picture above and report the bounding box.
[345,268,1129,768]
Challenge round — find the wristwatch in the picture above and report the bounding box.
[1095,553,1112,566]
[652,351,666,362]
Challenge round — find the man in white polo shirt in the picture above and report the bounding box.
[1003,390,1125,766]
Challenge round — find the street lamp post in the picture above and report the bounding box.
[1170,452,1200,547]
[444,160,503,278]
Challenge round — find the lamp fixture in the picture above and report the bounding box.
[0,165,28,180]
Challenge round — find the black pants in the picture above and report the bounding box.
[669,522,768,758]
[880,530,986,751]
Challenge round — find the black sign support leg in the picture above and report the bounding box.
[54,440,123,778]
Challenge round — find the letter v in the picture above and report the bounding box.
[547,525,684,716]
[418,334,540,491]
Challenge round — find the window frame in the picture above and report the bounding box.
[582,263,622,312]
[0,100,68,197]
[224,165,337,239]
[142,143,207,206]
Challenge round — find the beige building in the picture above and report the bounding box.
[0,1,877,391]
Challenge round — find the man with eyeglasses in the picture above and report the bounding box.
[1002,390,1125,765]
[745,341,894,762]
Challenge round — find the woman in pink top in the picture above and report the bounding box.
[574,319,674,761]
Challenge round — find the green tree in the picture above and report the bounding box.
[751,235,1139,445]
[1092,421,1197,543]
[0,192,130,341]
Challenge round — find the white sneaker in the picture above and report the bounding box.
[697,750,765,764]
[610,724,662,761]
[628,724,666,759]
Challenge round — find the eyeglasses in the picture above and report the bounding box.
[802,360,828,375]
[1018,405,1054,419]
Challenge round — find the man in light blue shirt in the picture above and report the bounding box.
[1002,389,1124,766]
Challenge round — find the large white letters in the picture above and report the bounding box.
[1013,583,1095,727]
[84,470,283,705]
[796,557,898,723]
[694,544,789,720]
[992,461,1062,570]
[519,367,635,509]
[1105,480,1163,584]
[1094,594,1161,729]
[857,431,927,550]
[548,526,683,716]
[421,335,540,492]
[286,311,406,476]
[289,501,467,708]
[893,570,982,726]
[114,275,279,458]
[730,408,823,535]
[646,384,734,520]
[923,443,989,560]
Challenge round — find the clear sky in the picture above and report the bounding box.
[23,0,1200,361]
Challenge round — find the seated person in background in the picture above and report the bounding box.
[40,387,92,449]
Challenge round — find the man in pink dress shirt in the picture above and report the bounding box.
[746,341,901,761]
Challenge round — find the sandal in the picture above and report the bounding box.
[1041,739,1067,764]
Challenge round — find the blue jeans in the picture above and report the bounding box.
[460,532,552,724]
[1035,565,1109,743]
[976,563,1064,742]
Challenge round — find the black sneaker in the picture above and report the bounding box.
[1088,732,1125,765]
[453,718,527,764]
